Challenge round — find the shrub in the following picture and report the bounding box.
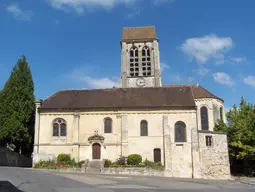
[33,160,56,169]
[109,163,120,168]
[143,158,154,166]
[57,154,71,163]
[116,156,126,165]
[104,159,112,167]
[127,154,142,166]
[77,160,85,168]
[138,162,145,167]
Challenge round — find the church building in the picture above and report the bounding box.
[33,26,230,179]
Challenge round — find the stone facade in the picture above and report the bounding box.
[33,100,230,179]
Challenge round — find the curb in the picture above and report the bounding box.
[240,181,255,186]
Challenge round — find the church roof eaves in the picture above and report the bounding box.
[38,87,197,112]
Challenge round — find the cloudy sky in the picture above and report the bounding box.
[0,0,254,110]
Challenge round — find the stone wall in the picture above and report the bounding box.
[102,167,168,177]
[198,131,231,180]
[0,147,32,167]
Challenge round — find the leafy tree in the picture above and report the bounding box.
[214,97,255,175]
[0,55,35,153]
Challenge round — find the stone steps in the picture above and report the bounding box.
[86,161,103,173]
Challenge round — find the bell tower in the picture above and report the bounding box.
[120,26,162,88]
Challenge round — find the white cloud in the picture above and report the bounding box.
[229,57,246,64]
[169,75,182,82]
[244,76,255,88]
[161,62,169,72]
[187,77,194,83]
[169,74,194,83]
[181,34,233,64]
[46,0,173,14]
[194,67,209,76]
[126,8,140,19]
[213,72,234,87]
[82,76,120,88]
[6,4,32,21]
[64,64,120,88]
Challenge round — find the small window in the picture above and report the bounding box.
[201,106,209,130]
[140,120,148,136]
[53,123,59,136]
[205,135,213,146]
[174,121,186,142]
[220,107,223,121]
[60,123,66,136]
[104,118,112,133]
[52,118,67,137]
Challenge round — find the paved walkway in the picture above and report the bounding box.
[0,167,254,192]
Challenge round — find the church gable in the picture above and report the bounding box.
[38,87,196,112]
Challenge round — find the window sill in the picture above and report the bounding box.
[51,136,67,140]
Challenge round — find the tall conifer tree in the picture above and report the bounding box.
[0,55,35,152]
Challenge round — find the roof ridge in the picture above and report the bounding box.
[189,84,196,103]
[123,26,155,29]
[197,85,219,98]
[163,84,194,87]
[42,90,65,103]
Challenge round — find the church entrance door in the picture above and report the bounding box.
[92,143,101,160]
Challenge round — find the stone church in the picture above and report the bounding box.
[33,26,230,179]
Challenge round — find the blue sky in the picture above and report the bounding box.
[0,0,255,110]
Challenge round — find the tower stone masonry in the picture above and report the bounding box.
[121,26,162,88]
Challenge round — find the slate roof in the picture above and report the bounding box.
[122,26,157,41]
[39,87,197,112]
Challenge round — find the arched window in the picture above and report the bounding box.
[174,121,186,142]
[104,118,112,133]
[154,148,161,163]
[129,46,139,77]
[201,106,209,130]
[52,118,67,137]
[220,107,223,121]
[140,120,148,136]
[141,46,151,76]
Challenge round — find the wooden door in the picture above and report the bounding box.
[92,143,101,159]
[154,148,161,163]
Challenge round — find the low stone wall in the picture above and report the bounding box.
[36,167,85,173]
[101,167,168,177]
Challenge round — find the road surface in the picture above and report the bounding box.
[0,167,254,192]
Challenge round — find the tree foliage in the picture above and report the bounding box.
[0,55,35,151]
[214,97,255,175]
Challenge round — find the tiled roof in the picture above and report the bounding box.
[39,87,196,112]
[122,26,157,41]
[163,84,223,101]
